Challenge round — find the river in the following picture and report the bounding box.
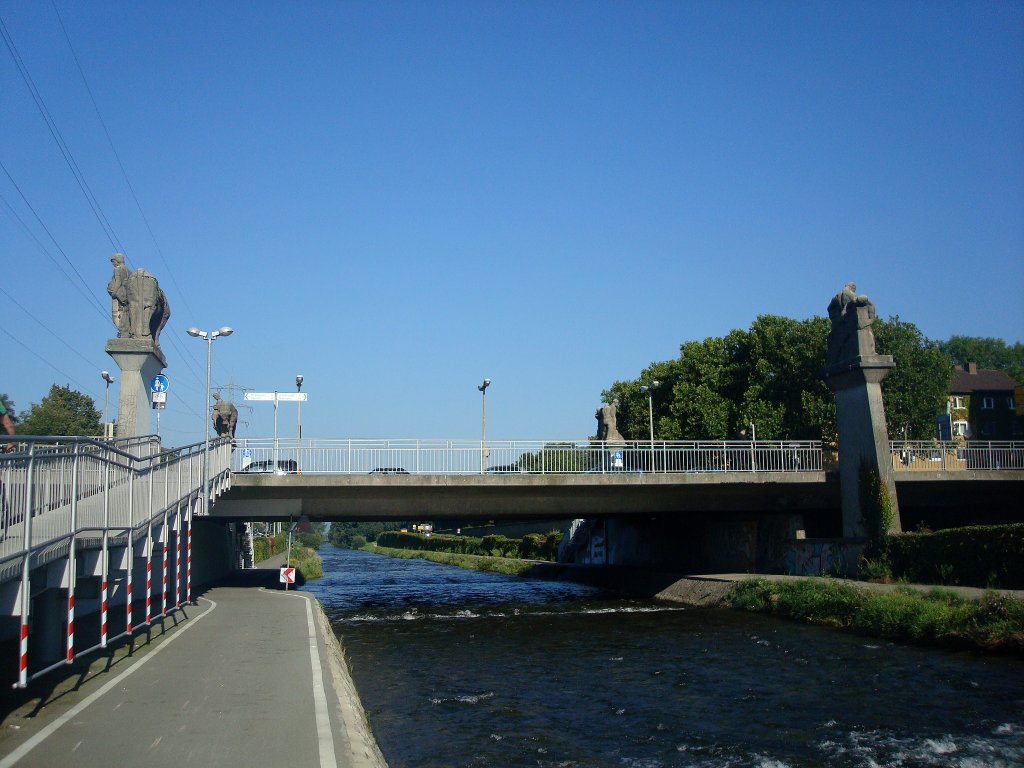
[303,547,1024,768]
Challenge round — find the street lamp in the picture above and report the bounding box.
[187,326,234,517]
[100,370,115,439]
[640,380,660,472]
[478,378,491,474]
[295,375,303,474]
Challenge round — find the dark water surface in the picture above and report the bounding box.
[303,548,1024,767]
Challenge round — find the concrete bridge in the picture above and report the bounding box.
[1,434,1021,689]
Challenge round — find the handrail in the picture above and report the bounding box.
[890,440,1024,472]
[231,438,824,475]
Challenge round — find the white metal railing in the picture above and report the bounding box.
[231,438,824,475]
[890,440,1024,471]
[1,436,232,566]
[0,435,233,688]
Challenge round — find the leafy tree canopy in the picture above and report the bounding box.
[604,314,952,443]
[17,384,101,436]
[939,336,1024,385]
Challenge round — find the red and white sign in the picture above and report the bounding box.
[280,567,296,584]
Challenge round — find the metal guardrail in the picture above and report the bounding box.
[232,438,824,475]
[1,435,233,688]
[890,441,1024,472]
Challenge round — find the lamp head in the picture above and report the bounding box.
[478,378,491,392]
[296,374,304,389]
[187,327,203,338]
[101,370,114,384]
[217,326,234,337]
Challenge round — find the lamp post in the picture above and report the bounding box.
[640,380,660,472]
[186,326,233,516]
[478,378,491,474]
[100,370,115,439]
[295,375,303,473]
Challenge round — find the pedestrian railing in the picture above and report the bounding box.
[0,435,232,687]
[890,440,1024,472]
[232,438,824,475]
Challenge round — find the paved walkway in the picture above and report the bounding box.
[0,562,387,768]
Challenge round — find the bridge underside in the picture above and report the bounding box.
[215,473,840,522]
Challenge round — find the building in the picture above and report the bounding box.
[947,363,1022,440]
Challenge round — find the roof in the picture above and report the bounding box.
[950,364,1018,394]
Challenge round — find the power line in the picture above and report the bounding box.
[0,176,109,321]
[49,0,200,325]
[0,14,126,255]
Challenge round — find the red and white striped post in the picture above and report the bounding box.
[17,443,37,687]
[174,507,182,609]
[66,594,75,663]
[186,504,193,604]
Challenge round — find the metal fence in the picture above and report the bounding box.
[231,438,824,475]
[890,441,1024,471]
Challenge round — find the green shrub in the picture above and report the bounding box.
[887,524,1024,589]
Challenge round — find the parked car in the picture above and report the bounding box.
[369,467,409,474]
[486,463,525,473]
[240,459,298,474]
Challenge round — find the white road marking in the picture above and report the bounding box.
[0,597,217,768]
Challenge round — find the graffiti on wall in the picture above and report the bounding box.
[785,540,850,577]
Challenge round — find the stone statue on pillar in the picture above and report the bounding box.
[821,282,901,545]
[596,399,625,443]
[212,393,238,441]
[105,254,170,439]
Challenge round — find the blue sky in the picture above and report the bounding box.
[2,1,1022,446]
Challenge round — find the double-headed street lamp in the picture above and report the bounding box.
[478,378,491,474]
[187,326,233,516]
[640,380,660,472]
[100,370,115,439]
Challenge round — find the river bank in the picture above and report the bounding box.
[366,543,1024,654]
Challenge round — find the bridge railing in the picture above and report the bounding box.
[0,436,232,572]
[232,438,824,475]
[890,440,1024,471]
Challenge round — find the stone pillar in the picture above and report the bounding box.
[105,339,167,439]
[824,357,901,537]
[822,287,901,539]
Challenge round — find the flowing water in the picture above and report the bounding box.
[303,548,1024,768]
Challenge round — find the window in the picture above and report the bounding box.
[953,421,970,437]
[1008,397,1016,410]
[951,396,965,410]
[982,396,995,409]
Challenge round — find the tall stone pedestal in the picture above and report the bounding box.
[105,339,167,439]
[823,355,902,538]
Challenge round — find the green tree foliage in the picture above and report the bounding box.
[18,384,101,436]
[605,314,951,442]
[518,442,595,472]
[329,521,411,548]
[940,336,1024,384]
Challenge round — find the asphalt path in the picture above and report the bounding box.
[0,566,386,768]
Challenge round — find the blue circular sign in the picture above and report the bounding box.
[150,374,169,393]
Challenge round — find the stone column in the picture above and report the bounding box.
[822,291,902,539]
[105,339,167,439]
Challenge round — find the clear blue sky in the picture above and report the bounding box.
[2,1,1022,446]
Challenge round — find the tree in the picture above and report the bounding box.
[940,336,1024,384]
[17,384,101,436]
[604,314,951,442]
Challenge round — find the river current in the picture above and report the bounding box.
[303,548,1024,768]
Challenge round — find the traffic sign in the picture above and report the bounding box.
[245,392,307,402]
[280,567,296,584]
[150,374,169,393]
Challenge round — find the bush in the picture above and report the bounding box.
[886,524,1024,589]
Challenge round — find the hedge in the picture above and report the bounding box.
[375,530,562,561]
[886,523,1024,589]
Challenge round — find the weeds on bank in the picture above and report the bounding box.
[369,545,540,577]
[728,578,1024,653]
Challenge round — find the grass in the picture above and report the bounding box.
[367,544,543,577]
[728,578,1024,654]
